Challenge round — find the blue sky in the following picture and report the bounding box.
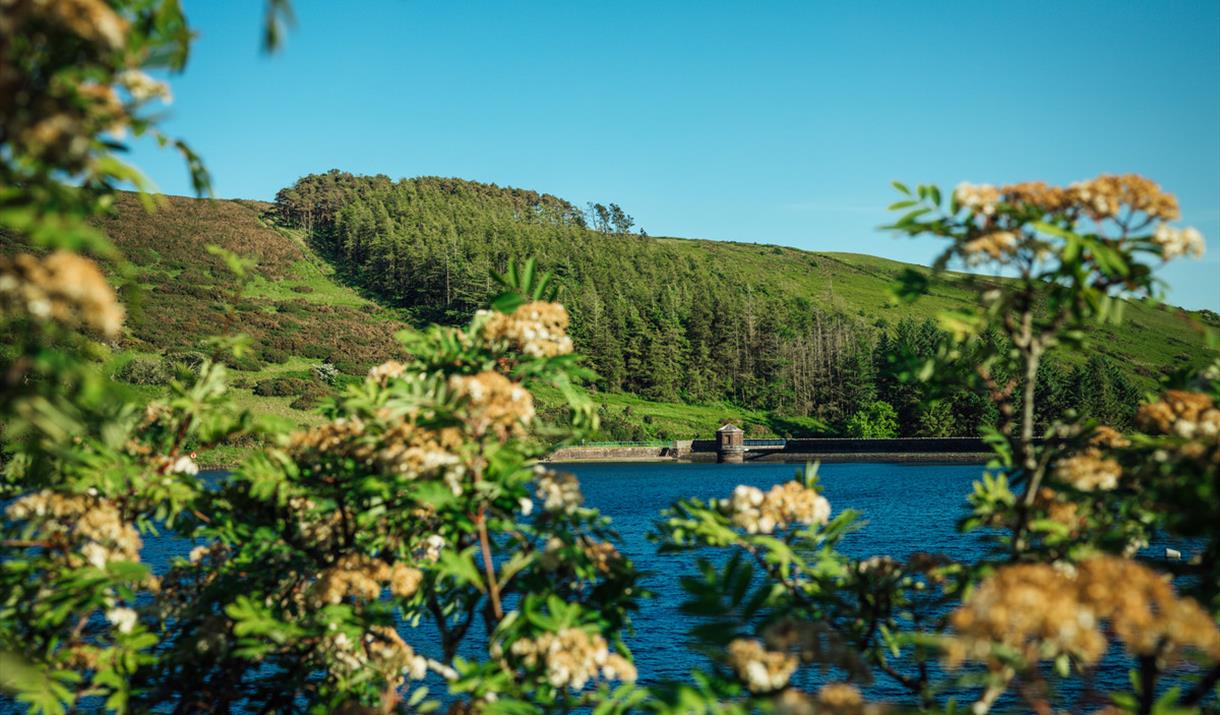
[131,0,1220,310]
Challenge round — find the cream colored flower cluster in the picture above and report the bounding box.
[583,539,622,574]
[367,359,406,385]
[412,534,446,563]
[948,556,1220,669]
[727,638,798,693]
[961,231,1020,263]
[0,251,125,337]
[116,69,171,103]
[377,422,467,493]
[508,627,636,690]
[954,183,1002,216]
[309,555,422,607]
[6,490,141,569]
[1090,425,1132,449]
[952,177,1204,261]
[322,625,427,688]
[449,371,536,440]
[1053,449,1122,492]
[0,0,129,52]
[289,417,372,461]
[286,495,343,550]
[1076,556,1220,659]
[1071,174,1180,221]
[956,176,1181,222]
[1001,181,1074,213]
[856,555,901,577]
[536,468,583,515]
[947,562,1108,668]
[1137,390,1220,442]
[1035,487,1083,532]
[1152,225,1205,260]
[0,1,133,168]
[725,481,831,534]
[105,606,138,634]
[479,301,574,358]
[774,683,886,715]
[289,416,472,494]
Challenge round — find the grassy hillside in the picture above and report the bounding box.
[4,185,1215,463]
[654,241,1212,382]
[275,171,1218,432]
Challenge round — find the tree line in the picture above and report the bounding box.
[274,171,1140,436]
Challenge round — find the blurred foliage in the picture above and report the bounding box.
[3,1,1220,713]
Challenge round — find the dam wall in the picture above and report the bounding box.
[548,437,992,463]
[547,445,677,462]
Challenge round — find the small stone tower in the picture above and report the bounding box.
[716,423,745,464]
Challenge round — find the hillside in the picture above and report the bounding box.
[4,179,1216,457]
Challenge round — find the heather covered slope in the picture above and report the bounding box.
[93,194,404,372]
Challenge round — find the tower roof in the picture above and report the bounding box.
[717,423,743,433]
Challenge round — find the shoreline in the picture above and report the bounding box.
[203,451,992,471]
[544,452,992,465]
[546,437,995,465]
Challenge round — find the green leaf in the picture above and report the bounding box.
[490,291,526,314]
[439,547,484,591]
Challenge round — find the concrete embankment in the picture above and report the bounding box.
[547,437,992,464]
[744,450,990,464]
[547,445,677,462]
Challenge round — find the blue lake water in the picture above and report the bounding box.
[566,461,984,688]
[562,461,1202,708]
[8,461,1206,711]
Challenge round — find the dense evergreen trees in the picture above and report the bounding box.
[273,171,1142,437]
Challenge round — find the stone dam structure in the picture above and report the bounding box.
[547,427,993,464]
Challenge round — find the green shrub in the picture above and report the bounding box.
[114,356,172,385]
[261,346,290,364]
[252,376,312,397]
[845,400,899,438]
[298,342,331,359]
[288,387,328,410]
[164,350,208,374]
[222,351,265,372]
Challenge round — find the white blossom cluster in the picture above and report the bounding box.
[726,638,798,693]
[954,182,1000,216]
[1152,225,1205,260]
[322,626,427,689]
[478,301,574,358]
[724,481,831,534]
[412,534,446,563]
[535,468,583,515]
[508,627,636,690]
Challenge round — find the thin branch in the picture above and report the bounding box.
[476,506,503,620]
[1180,662,1220,707]
[1137,653,1158,715]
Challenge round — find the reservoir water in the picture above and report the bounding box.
[566,461,984,689]
[10,460,1204,711]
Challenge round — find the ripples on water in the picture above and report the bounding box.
[570,461,985,694]
[9,461,1204,712]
